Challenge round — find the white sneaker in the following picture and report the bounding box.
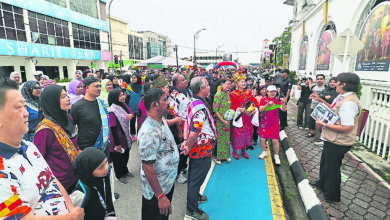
[213,158,221,165]
[176,172,187,184]
[298,126,303,129]
[314,141,324,146]
[258,151,268,159]
[274,155,281,165]
[226,158,232,162]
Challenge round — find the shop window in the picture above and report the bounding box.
[0,3,26,41]
[28,11,70,47]
[72,24,101,51]
[69,0,98,19]
[45,0,67,8]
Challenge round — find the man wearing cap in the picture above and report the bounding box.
[70,76,110,152]
[33,71,42,81]
[278,69,293,130]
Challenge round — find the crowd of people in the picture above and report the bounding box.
[0,65,361,219]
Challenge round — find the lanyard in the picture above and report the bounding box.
[93,181,107,214]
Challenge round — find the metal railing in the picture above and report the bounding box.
[359,88,390,162]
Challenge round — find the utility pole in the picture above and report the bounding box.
[175,44,179,70]
[108,0,114,70]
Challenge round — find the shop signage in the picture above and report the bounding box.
[0,39,102,60]
[1,0,108,31]
[147,63,163,69]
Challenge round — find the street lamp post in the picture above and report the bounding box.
[193,28,206,67]
[108,0,114,71]
[216,44,224,63]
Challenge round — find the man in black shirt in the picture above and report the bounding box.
[278,69,293,130]
[70,77,105,150]
[209,71,220,109]
[297,77,313,129]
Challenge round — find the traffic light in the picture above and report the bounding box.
[114,55,119,64]
[269,44,275,51]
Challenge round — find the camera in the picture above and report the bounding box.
[301,77,307,86]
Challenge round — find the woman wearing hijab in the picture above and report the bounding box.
[68,79,84,106]
[43,79,56,88]
[100,79,113,108]
[108,89,134,184]
[73,147,116,220]
[34,85,80,193]
[75,70,83,81]
[21,81,42,142]
[40,75,49,87]
[125,73,144,141]
[107,75,121,90]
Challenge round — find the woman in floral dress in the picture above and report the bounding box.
[213,77,232,164]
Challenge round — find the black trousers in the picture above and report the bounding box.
[252,126,259,143]
[309,109,316,130]
[109,149,130,179]
[178,153,188,175]
[187,156,211,212]
[318,141,351,202]
[279,108,288,127]
[130,115,137,135]
[142,186,174,220]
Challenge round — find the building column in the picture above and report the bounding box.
[67,60,77,79]
[25,59,36,81]
[59,65,64,79]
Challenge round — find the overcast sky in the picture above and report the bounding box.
[109,0,292,64]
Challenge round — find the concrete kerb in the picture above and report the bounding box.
[279,130,329,220]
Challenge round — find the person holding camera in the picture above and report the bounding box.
[297,77,313,129]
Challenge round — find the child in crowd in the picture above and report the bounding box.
[258,85,287,165]
[73,147,116,220]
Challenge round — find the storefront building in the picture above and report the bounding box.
[0,0,110,81]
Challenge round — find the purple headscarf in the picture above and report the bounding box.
[68,79,82,95]
[68,79,84,105]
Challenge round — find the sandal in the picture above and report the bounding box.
[232,153,239,160]
[307,133,315,138]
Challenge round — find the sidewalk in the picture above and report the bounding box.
[284,101,390,219]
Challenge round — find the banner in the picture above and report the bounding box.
[355,2,390,71]
[299,41,307,70]
[316,30,333,70]
[147,63,163,69]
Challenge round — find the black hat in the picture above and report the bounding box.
[83,76,100,87]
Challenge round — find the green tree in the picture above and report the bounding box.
[272,26,292,68]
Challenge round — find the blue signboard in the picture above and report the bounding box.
[0,39,101,60]
[355,61,390,72]
[0,0,108,32]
